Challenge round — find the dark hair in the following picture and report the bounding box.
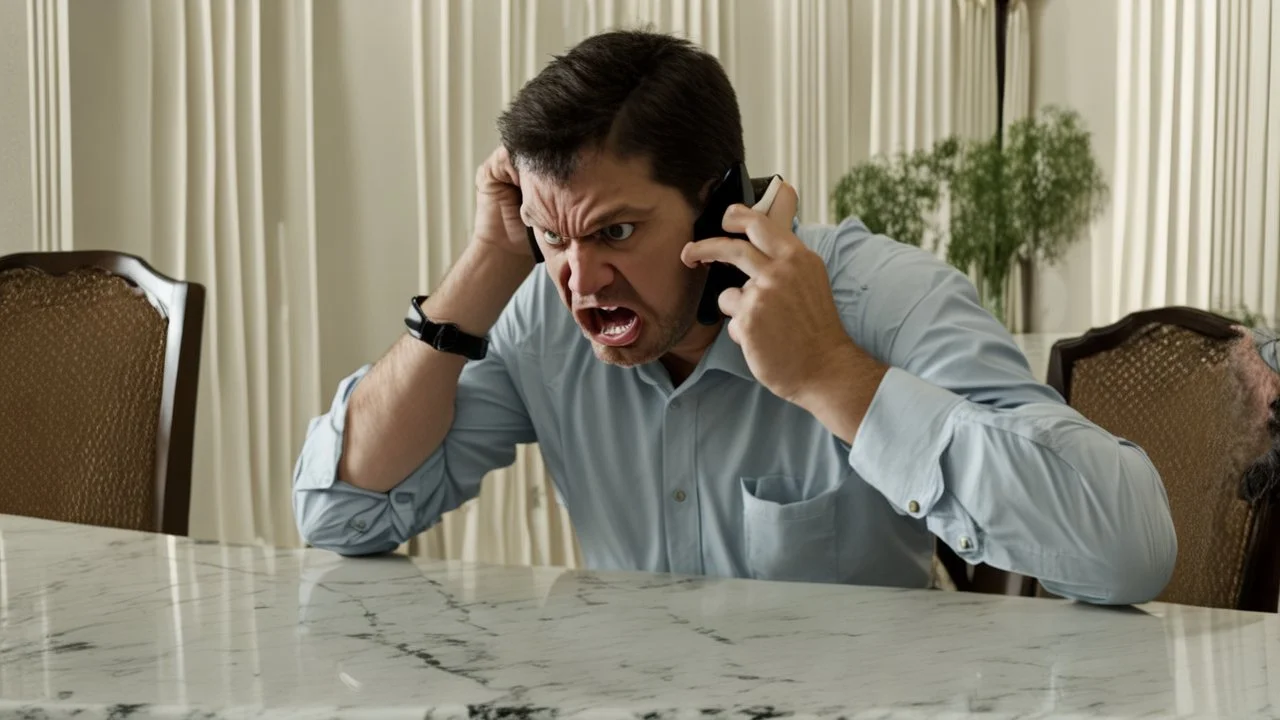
[497,29,744,208]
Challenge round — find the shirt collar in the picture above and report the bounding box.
[632,321,757,392]
[701,321,755,381]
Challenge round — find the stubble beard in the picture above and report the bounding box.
[589,268,706,368]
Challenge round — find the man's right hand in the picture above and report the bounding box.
[473,146,534,258]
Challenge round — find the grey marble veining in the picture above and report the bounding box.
[0,515,1276,719]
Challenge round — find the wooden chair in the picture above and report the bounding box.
[0,251,205,536]
[1045,306,1280,612]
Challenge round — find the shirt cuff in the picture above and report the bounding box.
[847,367,965,519]
[293,366,369,491]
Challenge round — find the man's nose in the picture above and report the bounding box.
[564,241,615,298]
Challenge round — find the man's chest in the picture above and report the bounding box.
[541,371,853,517]
[527,366,926,582]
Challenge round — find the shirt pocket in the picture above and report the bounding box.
[740,474,839,583]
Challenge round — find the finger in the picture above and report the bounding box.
[494,147,521,187]
[717,287,744,317]
[478,146,521,190]
[681,237,769,277]
[720,203,802,257]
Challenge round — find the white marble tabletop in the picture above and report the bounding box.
[1,515,1277,719]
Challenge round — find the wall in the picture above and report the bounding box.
[0,0,33,256]
[1028,0,1120,333]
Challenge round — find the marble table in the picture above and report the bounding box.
[1,515,1277,719]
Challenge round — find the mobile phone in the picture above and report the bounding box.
[524,200,544,262]
[692,163,782,325]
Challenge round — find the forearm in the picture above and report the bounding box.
[339,244,534,493]
[850,369,1176,605]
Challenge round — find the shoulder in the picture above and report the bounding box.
[797,216,962,292]
[796,217,979,362]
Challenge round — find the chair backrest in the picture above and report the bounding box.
[0,251,205,536]
[1048,306,1280,612]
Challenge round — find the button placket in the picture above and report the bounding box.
[661,393,700,574]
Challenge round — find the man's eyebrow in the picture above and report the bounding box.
[525,204,654,235]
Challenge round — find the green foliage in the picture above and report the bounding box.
[948,106,1109,323]
[829,137,960,247]
[945,135,1021,323]
[830,106,1108,326]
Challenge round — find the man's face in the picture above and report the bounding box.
[519,149,709,367]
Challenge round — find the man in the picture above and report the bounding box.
[293,30,1176,605]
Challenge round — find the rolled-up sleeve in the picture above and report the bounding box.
[292,297,538,556]
[839,232,1176,605]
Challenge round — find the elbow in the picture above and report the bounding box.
[292,491,404,557]
[1045,452,1178,606]
[1096,517,1177,606]
[1041,522,1176,606]
[1103,454,1178,605]
[296,516,401,557]
[1094,504,1178,606]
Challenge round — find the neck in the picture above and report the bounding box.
[659,319,723,386]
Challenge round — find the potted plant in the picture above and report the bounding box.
[946,106,1109,327]
[829,138,960,248]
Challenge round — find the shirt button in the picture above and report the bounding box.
[907,500,920,514]
[353,519,368,531]
[670,399,683,411]
[958,536,974,551]
[673,489,687,502]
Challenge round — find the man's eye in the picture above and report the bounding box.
[542,229,564,246]
[602,223,635,241]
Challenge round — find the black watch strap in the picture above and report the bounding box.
[404,295,489,360]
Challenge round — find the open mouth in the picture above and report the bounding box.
[580,305,642,347]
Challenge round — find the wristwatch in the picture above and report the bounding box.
[403,295,489,360]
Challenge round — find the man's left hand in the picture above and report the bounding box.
[679,183,886,418]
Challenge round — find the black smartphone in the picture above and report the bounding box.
[692,163,780,325]
[523,163,778,326]
[524,196,544,262]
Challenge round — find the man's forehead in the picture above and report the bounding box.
[520,187,654,233]
[519,157,660,229]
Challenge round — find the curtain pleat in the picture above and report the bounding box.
[1101,0,1280,327]
[1002,0,1031,332]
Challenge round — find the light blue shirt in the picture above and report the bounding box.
[293,218,1177,605]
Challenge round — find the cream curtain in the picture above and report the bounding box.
[953,0,998,143]
[1101,0,1280,326]
[13,0,999,565]
[1002,0,1031,332]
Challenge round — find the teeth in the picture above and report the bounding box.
[601,306,618,312]
[601,316,636,336]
